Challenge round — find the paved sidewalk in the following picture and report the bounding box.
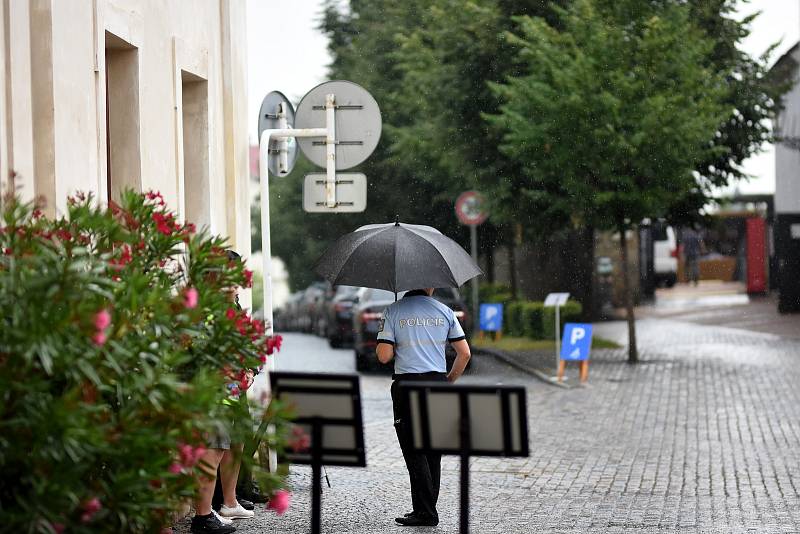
[177,320,800,533]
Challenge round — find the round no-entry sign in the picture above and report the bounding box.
[455,191,488,226]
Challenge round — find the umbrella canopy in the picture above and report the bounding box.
[313,221,482,293]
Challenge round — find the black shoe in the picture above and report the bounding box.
[395,513,438,527]
[237,498,254,511]
[190,513,236,534]
[238,488,268,504]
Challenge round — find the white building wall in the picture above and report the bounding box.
[0,0,250,267]
[776,46,800,214]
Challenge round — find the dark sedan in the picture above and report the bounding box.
[352,287,472,372]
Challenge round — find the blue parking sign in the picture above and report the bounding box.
[479,304,504,332]
[560,323,593,361]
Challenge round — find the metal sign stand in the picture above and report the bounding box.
[544,292,570,372]
[269,372,367,534]
[399,383,529,534]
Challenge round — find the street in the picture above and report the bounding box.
[176,321,800,534]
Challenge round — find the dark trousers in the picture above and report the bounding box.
[391,372,448,519]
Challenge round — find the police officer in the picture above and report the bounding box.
[376,288,472,527]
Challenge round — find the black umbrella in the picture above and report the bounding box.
[313,221,482,293]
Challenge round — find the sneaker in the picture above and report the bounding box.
[237,498,254,511]
[212,510,234,525]
[190,513,236,534]
[219,503,255,520]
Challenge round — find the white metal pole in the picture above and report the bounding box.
[259,113,336,475]
[555,304,561,371]
[258,128,327,343]
[325,94,337,207]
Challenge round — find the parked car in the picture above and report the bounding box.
[298,282,328,333]
[324,285,360,348]
[653,222,678,287]
[352,287,472,372]
[282,291,305,331]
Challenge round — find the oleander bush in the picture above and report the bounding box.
[0,190,292,533]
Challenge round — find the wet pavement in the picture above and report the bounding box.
[175,314,800,533]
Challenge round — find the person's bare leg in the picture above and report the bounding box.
[557,360,566,382]
[194,449,224,515]
[220,445,243,507]
[579,361,589,384]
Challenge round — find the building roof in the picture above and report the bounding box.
[771,42,799,81]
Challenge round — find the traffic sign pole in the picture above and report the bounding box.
[470,224,479,334]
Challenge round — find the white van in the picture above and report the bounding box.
[653,222,678,287]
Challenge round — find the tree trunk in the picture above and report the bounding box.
[509,243,518,300]
[619,226,638,363]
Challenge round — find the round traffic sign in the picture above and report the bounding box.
[294,80,382,170]
[455,191,488,226]
[258,91,298,177]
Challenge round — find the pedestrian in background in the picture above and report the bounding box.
[682,227,705,286]
[376,288,471,527]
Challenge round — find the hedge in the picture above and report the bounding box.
[484,298,582,340]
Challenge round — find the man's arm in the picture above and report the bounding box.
[376,341,394,364]
[446,339,471,382]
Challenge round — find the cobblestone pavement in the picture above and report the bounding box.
[177,323,800,533]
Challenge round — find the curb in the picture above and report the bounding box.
[474,347,572,389]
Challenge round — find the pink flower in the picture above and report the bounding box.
[288,427,311,453]
[92,331,107,346]
[50,522,65,534]
[225,308,237,320]
[243,270,253,288]
[168,462,183,474]
[267,490,291,515]
[83,497,102,514]
[80,497,102,522]
[178,443,206,467]
[94,309,111,331]
[230,386,240,397]
[152,213,174,235]
[184,287,198,309]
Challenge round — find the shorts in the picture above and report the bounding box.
[206,427,231,450]
[205,408,238,450]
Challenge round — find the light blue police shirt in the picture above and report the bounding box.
[376,291,466,374]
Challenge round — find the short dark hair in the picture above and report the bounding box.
[226,250,241,262]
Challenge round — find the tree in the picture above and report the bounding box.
[488,0,728,362]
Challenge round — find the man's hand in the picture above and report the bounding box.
[376,342,394,364]
[446,339,471,382]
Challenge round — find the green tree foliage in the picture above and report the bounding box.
[487,0,729,361]
[0,191,291,532]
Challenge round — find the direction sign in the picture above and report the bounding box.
[560,323,593,361]
[257,91,298,177]
[455,191,488,226]
[479,303,504,332]
[295,80,382,170]
[303,173,367,213]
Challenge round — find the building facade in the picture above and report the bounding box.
[773,43,800,312]
[0,0,251,290]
